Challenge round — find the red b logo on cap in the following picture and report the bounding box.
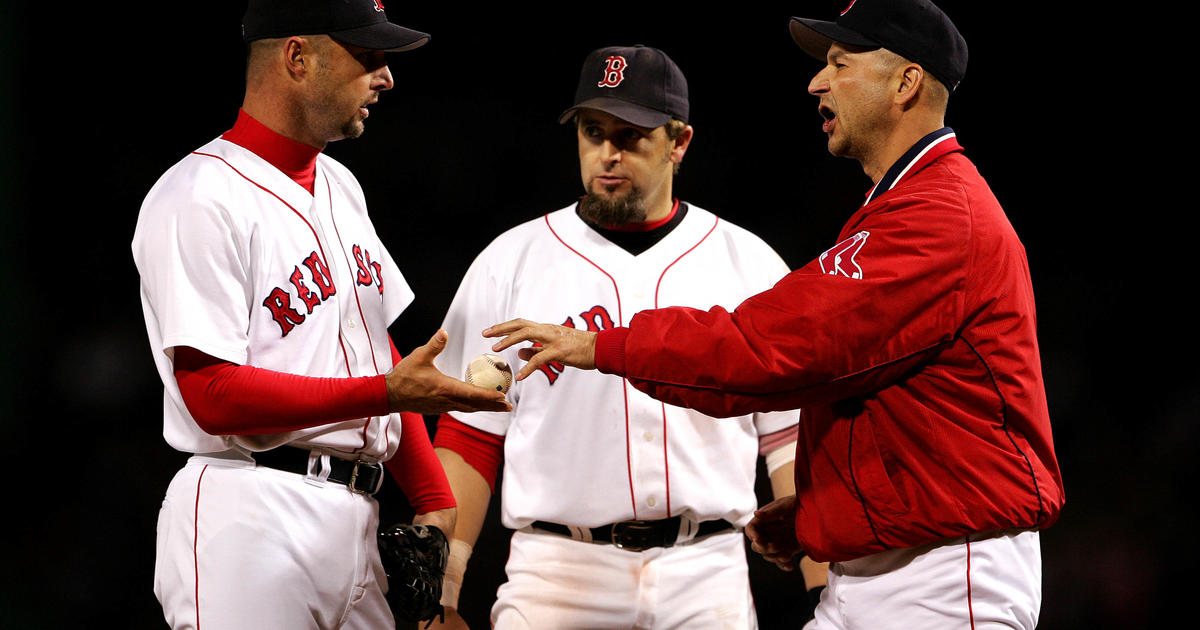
[373,0,385,12]
[598,56,627,88]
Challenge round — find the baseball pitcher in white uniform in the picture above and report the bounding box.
[131,2,508,629]
[427,45,826,630]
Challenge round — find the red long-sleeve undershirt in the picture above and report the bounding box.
[171,341,454,513]
[432,415,505,493]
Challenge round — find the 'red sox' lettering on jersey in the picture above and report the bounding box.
[535,305,615,384]
[530,305,608,384]
[263,250,337,336]
[353,244,385,295]
[579,305,614,332]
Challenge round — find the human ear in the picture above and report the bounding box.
[283,36,311,79]
[895,64,924,107]
[669,125,695,164]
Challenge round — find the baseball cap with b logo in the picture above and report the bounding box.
[242,0,429,52]
[789,0,967,90]
[558,45,689,129]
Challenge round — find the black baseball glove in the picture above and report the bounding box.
[377,523,449,626]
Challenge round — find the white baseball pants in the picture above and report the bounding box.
[491,528,758,630]
[153,452,394,630]
[805,529,1042,630]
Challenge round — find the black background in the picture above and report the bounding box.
[1,2,1186,628]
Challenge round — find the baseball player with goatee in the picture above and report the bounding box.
[131,2,508,628]
[484,2,1066,629]
[428,45,823,629]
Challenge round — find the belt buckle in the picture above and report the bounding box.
[347,460,381,495]
[611,520,659,552]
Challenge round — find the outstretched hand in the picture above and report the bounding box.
[385,330,512,414]
[745,494,805,572]
[482,319,598,382]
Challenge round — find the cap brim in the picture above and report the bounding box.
[789,17,879,61]
[330,22,429,52]
[557,97,673,129]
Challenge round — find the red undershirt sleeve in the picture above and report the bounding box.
[172,345,388,435]
[173,339,456,514]
[432,415,505,493]
[382,337,456,514]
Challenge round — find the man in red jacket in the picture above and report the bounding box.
[483,1,1064,628]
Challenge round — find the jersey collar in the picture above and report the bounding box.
[221,109,321,194]
[864,127,961,205]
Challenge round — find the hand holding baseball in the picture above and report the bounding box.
[386,330,512,414]
[483,319,598,382]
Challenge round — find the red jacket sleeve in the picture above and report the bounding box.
[596,189,969,417]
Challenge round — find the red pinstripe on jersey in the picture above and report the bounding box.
[543,213,638,516]
[651,213,719,516]
[966,535,976,629]
[544,211,721,519]
[193,465,208,630]
[321,170,385,453]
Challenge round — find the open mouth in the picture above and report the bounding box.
[819,104,836,132]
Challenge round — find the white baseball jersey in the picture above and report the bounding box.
[435,203,798,530]
[132,134,412,459]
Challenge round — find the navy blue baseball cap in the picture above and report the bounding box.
[242,0,429,52]
[558,45,689,129]
[789,0,967,90]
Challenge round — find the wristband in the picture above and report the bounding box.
[439,538,473,608]
[764,440,797,475]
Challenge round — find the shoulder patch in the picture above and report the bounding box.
[819,231,869,279]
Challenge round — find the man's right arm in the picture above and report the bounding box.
[429,416,505,630]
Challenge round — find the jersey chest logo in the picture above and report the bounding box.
[819,231,869,279]
[598,56,628,88]
[536,305,614,384]
[262,244,385,337]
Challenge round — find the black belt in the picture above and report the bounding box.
[531,517,734,552]
[252,447,384,495]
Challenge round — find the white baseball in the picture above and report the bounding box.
[465,353,513,393]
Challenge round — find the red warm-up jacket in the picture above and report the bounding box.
[595,130,1064,562]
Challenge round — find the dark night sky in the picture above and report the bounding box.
[1,2,1185,628]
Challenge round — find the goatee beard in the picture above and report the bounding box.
[578,186,647,227]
